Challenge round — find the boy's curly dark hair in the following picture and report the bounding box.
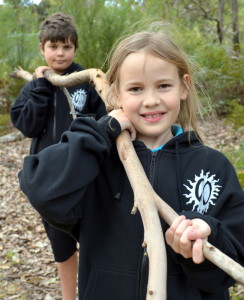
[39,12,78,50]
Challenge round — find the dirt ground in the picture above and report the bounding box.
[0,117,243,299]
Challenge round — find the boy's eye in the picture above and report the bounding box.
[50,45,57,49]
[64,45,72,49]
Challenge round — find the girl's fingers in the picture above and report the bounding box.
[172,219,192,253]
[166,217,209,262]
[165,216,193,253]
[192,238,204,264]
[179,227,194,258]
[165,215,185,246]
[128,125,137,140]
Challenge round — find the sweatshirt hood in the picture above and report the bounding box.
[133,131,202,153]
[63,62,83,75]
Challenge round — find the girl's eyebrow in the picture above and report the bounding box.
[124,81,142,86]
[124,78,175,86]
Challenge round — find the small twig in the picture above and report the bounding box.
[10,67,34,82]
[10,67,77,120]
[60,87,76,120]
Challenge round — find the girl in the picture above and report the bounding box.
[19,23,244,299]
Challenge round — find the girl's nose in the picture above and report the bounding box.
[143,91,161,107]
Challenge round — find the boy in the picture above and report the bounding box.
[10,12,106,300]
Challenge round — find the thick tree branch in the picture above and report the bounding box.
[11,67,244,299]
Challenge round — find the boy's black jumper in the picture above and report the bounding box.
[10,62,106,154]
[19,116,244,300]
[10,62,106,262]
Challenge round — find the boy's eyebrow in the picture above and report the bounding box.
[47,40,74,45]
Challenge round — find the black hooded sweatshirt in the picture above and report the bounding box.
[19,116,244,300]
[10,62,106,154]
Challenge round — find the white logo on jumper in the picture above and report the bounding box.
[71,89,87,112]
[183,170,221,214]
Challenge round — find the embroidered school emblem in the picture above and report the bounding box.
[183,170,221,214]
[71,89,87,112]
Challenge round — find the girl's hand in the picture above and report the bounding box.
[109,108,137,140]
[34,66,51,79]
[165,215,211,264]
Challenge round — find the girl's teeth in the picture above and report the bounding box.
[145,114,161,118]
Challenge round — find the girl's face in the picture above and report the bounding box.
[117,51,189,149]
[40,39,76,74]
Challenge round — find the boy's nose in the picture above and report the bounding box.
[57,48,64,55]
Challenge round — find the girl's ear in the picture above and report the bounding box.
[39,43,44,55]
[181,74,190,100]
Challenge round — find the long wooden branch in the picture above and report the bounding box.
[11,67,244,298]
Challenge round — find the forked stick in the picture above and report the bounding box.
[11,67,244,299]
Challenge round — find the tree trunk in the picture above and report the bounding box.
[217,0,224,44]
[231,0,240,54]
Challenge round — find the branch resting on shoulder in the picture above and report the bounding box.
[11,67,244,300]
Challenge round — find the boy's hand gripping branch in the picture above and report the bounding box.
[11,67,244,300]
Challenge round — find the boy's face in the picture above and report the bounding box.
[40,39,76,74]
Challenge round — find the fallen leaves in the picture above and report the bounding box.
[0,139,61,299]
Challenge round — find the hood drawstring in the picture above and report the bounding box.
[175,141,183,211]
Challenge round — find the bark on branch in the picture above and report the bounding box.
[11,67,244,299]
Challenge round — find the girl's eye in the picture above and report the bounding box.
[129,87,141,92]
[64,45,72,49]
[160,83,171,89]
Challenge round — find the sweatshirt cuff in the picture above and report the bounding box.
[35,77,53,88]
[97,115,121,141]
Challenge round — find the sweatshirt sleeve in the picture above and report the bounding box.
[175,155,244,292]
[10,78,53,137]
[86,84,107,119]
[19,116,121,232]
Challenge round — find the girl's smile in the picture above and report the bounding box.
[140,111,166,123]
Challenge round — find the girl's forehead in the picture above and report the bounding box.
[119,51,180,83]
[123,50,166,66]
[121,51,175,71]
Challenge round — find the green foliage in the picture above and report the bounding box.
[45,0,158,69]
[223,99,244,187]
[222,145,244,188]
[230,284,244,300]
[0,0,243,118]
[0,4,40,69]
[224,99,244,129]
[0,114,12,136]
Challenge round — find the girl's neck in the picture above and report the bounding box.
[137,128,173,150]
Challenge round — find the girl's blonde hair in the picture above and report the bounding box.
[106,22,206,137]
